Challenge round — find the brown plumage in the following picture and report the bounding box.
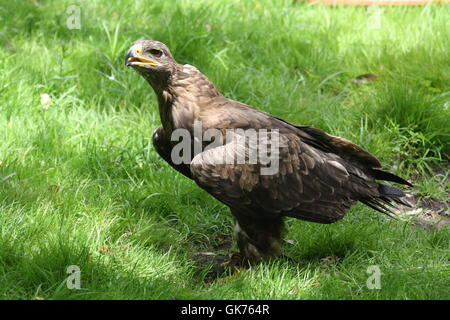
[125,40,413,262]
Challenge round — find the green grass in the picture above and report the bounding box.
[0,0,449,299]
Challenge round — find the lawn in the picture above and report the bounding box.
[0,0,449,299]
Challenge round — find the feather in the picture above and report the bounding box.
[370,169,414,187]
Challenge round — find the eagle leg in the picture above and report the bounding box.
[233,211,285,262]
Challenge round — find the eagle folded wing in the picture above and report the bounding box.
[189,131,377,224]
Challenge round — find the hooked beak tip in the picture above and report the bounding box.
[125,48,134,67]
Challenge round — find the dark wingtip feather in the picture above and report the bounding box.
[371,169,414,187]
[378,184,405,198]
[361,198,399,219]
[362,183,414,218]
[378,184,414,208]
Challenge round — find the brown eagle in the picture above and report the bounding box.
[125,40,413,263]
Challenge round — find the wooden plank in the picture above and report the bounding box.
[308,0,446,5]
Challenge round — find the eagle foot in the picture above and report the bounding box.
[222,252,245,270]
[216,253,246,283]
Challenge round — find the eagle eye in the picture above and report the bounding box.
[149,48,163,58]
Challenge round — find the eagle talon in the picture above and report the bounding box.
[217,253,245,283]
[223,252,244,270]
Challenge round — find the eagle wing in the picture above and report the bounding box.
[189,127,380,224]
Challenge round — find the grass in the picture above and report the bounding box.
[0,0,449,299]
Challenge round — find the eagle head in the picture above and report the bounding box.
[125,40,177,83]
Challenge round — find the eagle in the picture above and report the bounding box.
[125,40,413,264]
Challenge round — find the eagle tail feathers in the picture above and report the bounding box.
[361,183,414,218]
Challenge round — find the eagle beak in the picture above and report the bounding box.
[125,44,159,67]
